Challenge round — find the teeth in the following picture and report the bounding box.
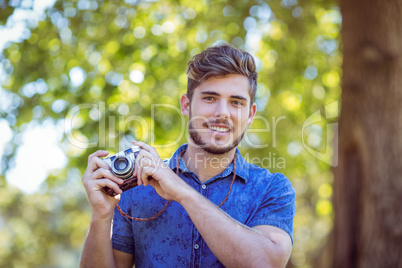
[209,126,229,132]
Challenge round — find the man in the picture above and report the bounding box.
[80,44,296,267]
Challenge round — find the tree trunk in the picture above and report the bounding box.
[330,0,402,267]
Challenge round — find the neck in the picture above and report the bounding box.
[183,144,236,183]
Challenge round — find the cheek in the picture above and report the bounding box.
[231,108,249,123]
[192,103,215,116]
[189,109,209,126]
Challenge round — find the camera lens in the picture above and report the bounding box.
[110,156,134,180]
[114,158,129,171]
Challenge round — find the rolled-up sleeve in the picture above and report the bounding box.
[247,173,296,243]
[112,191,135,254]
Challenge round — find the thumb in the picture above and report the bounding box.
[149,179,157,189]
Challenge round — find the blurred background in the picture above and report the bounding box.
[0,0,342,267]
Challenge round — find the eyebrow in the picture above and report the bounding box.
[200,91,248,101]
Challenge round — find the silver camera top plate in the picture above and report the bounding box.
[103,145,141,165]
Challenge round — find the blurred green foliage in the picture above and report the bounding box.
[0,0,341,267]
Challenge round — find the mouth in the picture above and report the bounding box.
[201,119,233,134]
[208,126,230,133]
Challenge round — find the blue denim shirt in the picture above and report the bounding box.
[112,144,296,267]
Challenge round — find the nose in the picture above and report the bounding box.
[213,100,230,119]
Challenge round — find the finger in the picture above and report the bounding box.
[141,166,152,186]
[134,150,151,186]
[139,157,154,186]
[139,149,161,166]
[137,149,154,159]
[134,152,140,184]
[91,178,123,195]
[137,150,157,169]
[89,156,110,172]
[142,165,151,186]
[132,164,137,178]
[90,168,124,185]
[132,141,157,154]
[88,150,109,164]
[135,154,144,186]
[135,149,158,185]
[148,178,157,189]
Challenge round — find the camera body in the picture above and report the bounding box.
[103,145,141,196]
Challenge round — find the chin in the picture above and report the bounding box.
[202,146,235,155]
[189,128,244,155]
[196,140,237,155]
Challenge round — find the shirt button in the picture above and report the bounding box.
[201,184,206,189]
[194,244,199,249]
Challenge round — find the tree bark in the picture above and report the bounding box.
[330,0,402,267]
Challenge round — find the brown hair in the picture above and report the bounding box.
[186,44,258,105]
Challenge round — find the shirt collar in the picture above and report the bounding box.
[167,144,249,183]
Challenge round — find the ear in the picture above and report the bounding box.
[180,94,190,116]
[247,103,257,125]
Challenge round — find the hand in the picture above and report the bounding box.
[133,141,195,203]
[82,150,125,219]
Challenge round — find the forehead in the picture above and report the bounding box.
[194,74,251,100]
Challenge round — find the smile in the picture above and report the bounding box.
[208,126,230,132]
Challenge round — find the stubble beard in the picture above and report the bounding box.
[188,116,246,155]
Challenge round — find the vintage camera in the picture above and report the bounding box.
[102,145,142,196]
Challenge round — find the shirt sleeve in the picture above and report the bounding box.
[247,173,296,244]
[112,190,135,254]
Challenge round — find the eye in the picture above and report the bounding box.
[203,96,215,101]
[232,100,245,106]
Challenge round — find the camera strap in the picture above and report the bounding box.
[116,150,237,221]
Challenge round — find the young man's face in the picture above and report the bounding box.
[181,74,257,154]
